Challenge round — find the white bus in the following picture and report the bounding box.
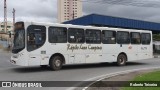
[11,22,153,70]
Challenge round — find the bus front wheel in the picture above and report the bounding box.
[117,54,127,66]
[49,56,63,71]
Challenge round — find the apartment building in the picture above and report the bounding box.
[0,21,13,33]
[58,0,83,23]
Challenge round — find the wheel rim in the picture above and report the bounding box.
[119,57,125,64]
[55,59,61,67]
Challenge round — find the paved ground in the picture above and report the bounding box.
[0,48,160,90]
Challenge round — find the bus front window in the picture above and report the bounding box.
[27,25,46,51]
[12,29,25,53]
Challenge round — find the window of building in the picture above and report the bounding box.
[86,29,101,44]
[117,31,130,44]
[1,25,4,28]
[102,30,116,44]
[141,33,151,45]
[7,26,11,28]
[68,28,85,43]
[48,27,67,43]
[131,32,141,44]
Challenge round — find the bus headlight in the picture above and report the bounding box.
[13,54,18,58]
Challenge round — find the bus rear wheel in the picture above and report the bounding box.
[117,54,127,66]
[49,56,63,71]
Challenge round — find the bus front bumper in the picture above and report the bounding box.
[11,56,28,66]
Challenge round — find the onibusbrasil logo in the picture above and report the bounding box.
[1,82,42,87]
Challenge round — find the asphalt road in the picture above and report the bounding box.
[0,49,160,90]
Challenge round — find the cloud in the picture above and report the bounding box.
[0,0,57,22]
[83,0,160,23]
[0,0,160,23]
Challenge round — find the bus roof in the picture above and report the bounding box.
[23,22,151,32]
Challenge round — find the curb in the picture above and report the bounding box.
[82,67,160,90]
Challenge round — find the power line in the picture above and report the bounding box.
[82,0,160,8]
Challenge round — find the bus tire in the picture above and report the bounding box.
[117,54,127,66]
[49,56,63,71]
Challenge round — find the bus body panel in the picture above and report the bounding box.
[102,44,117,62]
[11,50,28,66]
[11,22,153,67]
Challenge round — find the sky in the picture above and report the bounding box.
[0,0,160,23]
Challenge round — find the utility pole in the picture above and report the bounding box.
[4,0,7,33]
[12,8,15,27]
[10,8,15,49]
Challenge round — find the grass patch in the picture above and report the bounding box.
[122,71,160,90]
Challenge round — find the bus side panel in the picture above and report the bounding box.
[41,43,69,65]
[138,44,153,60]
[116,44,139,61]
[127,45,139,61]
[85,44,102,63]
[138,32,153,60]
[102,44,117,62]
[28,50,41,66]
[67,44,86,64]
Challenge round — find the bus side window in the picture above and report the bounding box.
[141,33,151,45]
[86,29,101,44]
[131,32,141,44]
[117,31,130,44]
[68,28,85,43]
[28,33,35,45]
[102,30,116,44]
[27,25,46,51]
[48,27,67,43]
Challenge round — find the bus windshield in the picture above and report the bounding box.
[12,29,25,53]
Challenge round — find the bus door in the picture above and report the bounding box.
[27,25,46,66]
[138,33,152,59]
[116,31,135,60]
[129,32,141,61]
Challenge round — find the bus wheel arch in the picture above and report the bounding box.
[49,53,65,71]
[117,52,127,66]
